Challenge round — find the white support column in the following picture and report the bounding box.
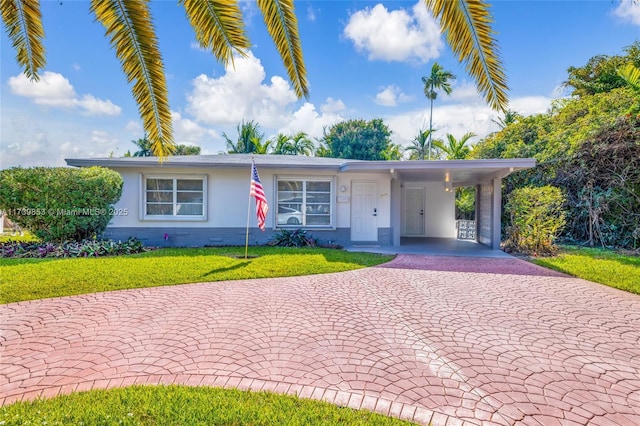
[390,178,402,247]
[491,177,502,250]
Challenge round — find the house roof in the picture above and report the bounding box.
[65,154,535,187]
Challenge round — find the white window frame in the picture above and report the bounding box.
[275,176,335,229]
[140,174,208,221]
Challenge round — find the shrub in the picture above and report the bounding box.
[268,229,317,247]
[0,237,145,258]
[505,185,566,255]
[0,167,123,242]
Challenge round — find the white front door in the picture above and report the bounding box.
[351,181,378,241]
[404,187,425,235]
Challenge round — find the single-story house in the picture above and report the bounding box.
[65,154,535,250]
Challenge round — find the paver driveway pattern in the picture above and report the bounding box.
[1,254,640,425]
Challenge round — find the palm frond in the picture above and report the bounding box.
[256,0,308,98]
[618,64,640,92]
[90,0,174,159]
[426,0,508,111]
[1,0,46,80]
[180,0,250,66]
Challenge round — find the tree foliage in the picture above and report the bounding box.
[319,119,393,160]
[223,120,265,154]
[563,41,640,98]
[0,167,123,242]
[504,185,566,255]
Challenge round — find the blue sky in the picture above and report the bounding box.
[1,0,639,168]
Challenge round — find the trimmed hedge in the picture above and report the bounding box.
[0,167,123,242]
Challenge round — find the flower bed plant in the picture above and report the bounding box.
[0,237,145,258]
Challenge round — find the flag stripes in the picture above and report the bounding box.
[250,160,268,230]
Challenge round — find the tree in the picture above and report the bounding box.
[563,41,640,98]
[381,143,404,160]
[2,0,508,158]
[223,120,265,154]
[617,63,640,116]
[405,129,436,160]
[173,144,201,155]
[433,132,475,160]
[131,135,152,157]
[422,62,456,160]
[271,131,314,155]
[320,118,393,160]
[492,109,522,130]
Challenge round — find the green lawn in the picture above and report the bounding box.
[0,247,393,304]
[0,385,415,425]
[532,245,640,294]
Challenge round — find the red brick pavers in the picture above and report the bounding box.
[2,254,639,425]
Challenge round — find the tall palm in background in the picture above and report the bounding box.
[2,0,508,158]
[492,109,522,130]
[289,132,314,156]
[433,132,476,160]
[422,62,455,160]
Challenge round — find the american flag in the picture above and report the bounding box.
[250,160,269,230]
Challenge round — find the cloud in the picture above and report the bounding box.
[447,81,481,103]
[343,2,443,63]
[385,95,553,150]
[278,98,347,139]
[613,0,640,25]
[7,71,121,116]
[307,5,317,22]
[375,85,413,107]
[186,51,297,128]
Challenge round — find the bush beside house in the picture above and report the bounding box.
[0,167,123,242]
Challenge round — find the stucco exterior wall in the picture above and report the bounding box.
[106,167,392,246]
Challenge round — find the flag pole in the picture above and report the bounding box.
[245,157,254,260]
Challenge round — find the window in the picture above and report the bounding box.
[144,176,206,219]
[277,179,332,227]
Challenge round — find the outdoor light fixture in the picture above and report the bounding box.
[340,185,347,192]
[445,172,450,183]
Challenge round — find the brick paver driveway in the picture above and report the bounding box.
[1,255,639,425]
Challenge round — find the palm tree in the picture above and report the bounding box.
[492,109,522,129]
[3,0,507,157]
[381,143,403,160]
[251,137,272,154]
[422,62,455,160]
[289,132,314,156]
[618,64,640,116]
[272,133,294,155]
[433,132,476,160]
[223,120,265,154]
[131,135,152,157]
[405,129,435,160]
[173,144,201,155]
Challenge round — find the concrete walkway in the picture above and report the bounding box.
[1,255,639,425]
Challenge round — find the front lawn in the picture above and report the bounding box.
[532,245,640,294]
[0,385,414,425]
[0,247,393,304]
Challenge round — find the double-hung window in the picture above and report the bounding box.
[144,175,206,219]
[276,179,332,227]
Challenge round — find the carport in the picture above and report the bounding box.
[341,158,536,251]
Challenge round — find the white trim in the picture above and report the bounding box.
[274,175,336,229]
[140,173,208,221]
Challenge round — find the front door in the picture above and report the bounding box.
[351,181,378,241]
[404,187,425,235]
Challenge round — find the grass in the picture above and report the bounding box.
[0,247,393,304]
[532,245,640,294]
[0,385,415,425]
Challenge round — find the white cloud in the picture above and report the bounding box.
[186,51,297,128]
[172,111,219,149]
[343,2,443,63]
[375,85,413,107]
[447,81,481,103]
[385,95,553,150]
[614,0,640,25]
[8,71,121,116]
[307,5,317,22]
[278,99,347,139]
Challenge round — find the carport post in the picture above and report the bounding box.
[491,177,502,250]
